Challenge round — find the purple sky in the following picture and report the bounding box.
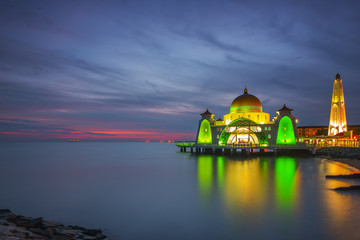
[1,0,360,141]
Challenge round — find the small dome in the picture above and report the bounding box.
[230,88,263,113]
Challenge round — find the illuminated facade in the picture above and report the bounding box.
[328,73,347,136]
[223,87,270,125]
[195,87,299,146]
[298,125,360,138]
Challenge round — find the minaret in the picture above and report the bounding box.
[328,73,347,136]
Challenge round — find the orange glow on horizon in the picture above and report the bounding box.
[0,132,41,136]
[0,126,196,141]
[89,130,159,135]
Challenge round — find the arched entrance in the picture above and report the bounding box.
[218,118,268,146]
[227,127,259,144]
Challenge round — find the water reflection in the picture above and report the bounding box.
[217,156,225,189]
[196,154,360,232]
[321,160,360,240]
[224,158,268,217]
[2,143,360,239]
[197,156,300,215]
[274,157,298,212]
[197,156,213,199]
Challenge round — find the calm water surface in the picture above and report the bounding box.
[1,142,360,239]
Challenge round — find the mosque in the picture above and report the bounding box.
[195,87,299,147]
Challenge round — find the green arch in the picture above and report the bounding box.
[276,116,296,145]
[218,118,268,146]
[197,119,212,144]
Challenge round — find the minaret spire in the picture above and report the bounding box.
[244,85,248,94]
[328,73,347,136]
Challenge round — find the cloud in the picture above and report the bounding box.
[1,0,360,140]
[197,32,247,54]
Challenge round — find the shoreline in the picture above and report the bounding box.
[323,157,360,172]
[315,147,360,172]
[0,209,108,240]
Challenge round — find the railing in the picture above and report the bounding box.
[192,144,218,147]
[222,143,262,148]
[305,142,359,148]
[193,143,266,148]
[177,141,359,148]
[176,142,195,147]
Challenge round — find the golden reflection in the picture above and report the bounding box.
[323,162,358,239]
[223,158,268,216]
[197,156,300,217]
[196,154,359,238]
[323,161,356,189]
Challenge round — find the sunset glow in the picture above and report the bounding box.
[1,1,360,142]
[0,126,195,141]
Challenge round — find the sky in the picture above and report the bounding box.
[1,0,360,141]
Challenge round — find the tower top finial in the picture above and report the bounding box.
[244,85,248,94]
[336,73,341,79]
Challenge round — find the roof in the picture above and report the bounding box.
[200,108,212,115]
[217,117,223,121]
[230,87,262,113]
[277,104,293,112]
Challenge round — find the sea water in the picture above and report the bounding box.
[1,142,360,240]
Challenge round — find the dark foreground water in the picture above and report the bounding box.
[1,142,360,240]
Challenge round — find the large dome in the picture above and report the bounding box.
[230,88,263,113]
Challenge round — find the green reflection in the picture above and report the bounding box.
[259,159,268,172]
[198,156,213,199]
[259,159,269,183]
[217,156,225,189]
[275,157,297,211]
[197,155,298,217]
